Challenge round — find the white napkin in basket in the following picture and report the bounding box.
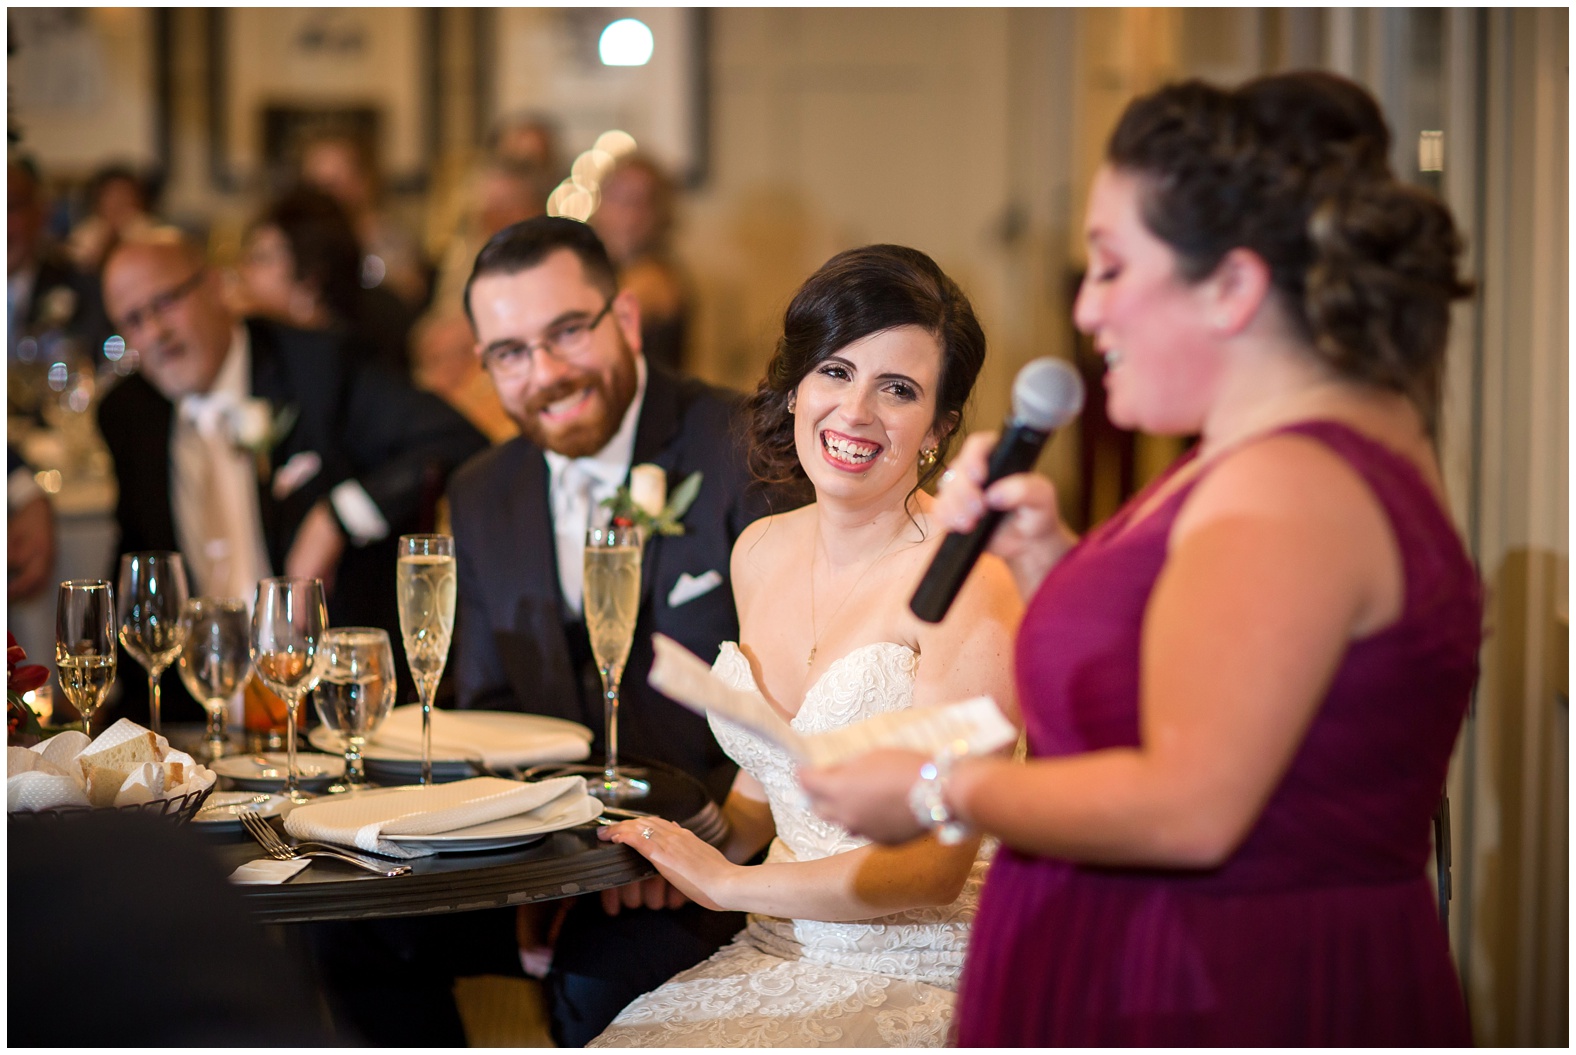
[283,775,587,859]
[368,706,590,768]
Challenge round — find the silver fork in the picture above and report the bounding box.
[239,813,412,877]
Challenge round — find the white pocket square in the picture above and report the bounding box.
[668,570,724,608]
[271,450,322,500]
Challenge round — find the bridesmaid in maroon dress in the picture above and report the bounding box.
[801,71,1481,1046]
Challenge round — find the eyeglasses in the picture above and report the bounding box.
[481,297,616,378]
[116,269,207,332]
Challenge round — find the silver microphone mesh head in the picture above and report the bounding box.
[1011,358,1085,431]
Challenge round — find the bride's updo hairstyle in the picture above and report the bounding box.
[745,244,986,493]
[1106,71,1473,432]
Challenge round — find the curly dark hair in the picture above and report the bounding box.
[744,244,987,496]
[1106,70,1473,433]
[253,187,364,325]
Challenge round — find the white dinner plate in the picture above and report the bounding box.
[307,710,592,767]
[381,791,605,853]
[211,752,345,792]
[192,790,290,829]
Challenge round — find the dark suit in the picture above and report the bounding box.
[96,317,488,724]
[322,367,786,1047]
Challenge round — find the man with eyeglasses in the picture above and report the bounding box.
[314,217,777,1046]
[95,229,487,724]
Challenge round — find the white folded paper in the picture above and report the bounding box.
[648,633,1019,767]
[5,720,215,813]
[283,775,587,859]
[368,706,591,768]
[229,858,311,884]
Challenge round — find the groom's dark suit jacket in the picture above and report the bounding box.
[449,366,780,802]
[96,317,488,723]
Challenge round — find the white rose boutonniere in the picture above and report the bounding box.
[603,464,703,537]
[227,399,298,475]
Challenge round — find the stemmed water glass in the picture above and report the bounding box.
[117,551,189,737]
[396,534,455,785]
[176,598,250,762]
[251,577,328,803]
[313,627,398,792]
[583,524,648,800]
[55,580,118,737]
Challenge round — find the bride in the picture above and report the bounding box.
[590,244,1021,1047]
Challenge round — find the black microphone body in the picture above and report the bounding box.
[909,356,1085,624]
[909,421,1052,623]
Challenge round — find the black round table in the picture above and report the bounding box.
[207,758,720,925]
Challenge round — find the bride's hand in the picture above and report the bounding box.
[598,875,689,916]
[599,817,739,912]
[798,750,931,845]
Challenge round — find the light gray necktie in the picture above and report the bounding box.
[554,462,598,617]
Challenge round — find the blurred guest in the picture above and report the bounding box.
[96,229,486,724]
[591,152,692,374]
[10,810,337,1045]
[7,445,55,602]
[414,158,557,444]
[7,156,112,375]
[66,162,157,275]
[234,187,415,378]
[299,131,430,310]
[488,110,564,179]
[801,71,1480,1046]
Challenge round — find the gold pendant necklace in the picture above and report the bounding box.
[806,518,905,668]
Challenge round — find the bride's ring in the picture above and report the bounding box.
[640,826,655,840]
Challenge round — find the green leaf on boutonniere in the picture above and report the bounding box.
[602,470,703,538]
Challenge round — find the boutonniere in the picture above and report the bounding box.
[602,464,703,537]
[228,399,297,477]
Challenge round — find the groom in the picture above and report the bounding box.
[319,217,780,1046]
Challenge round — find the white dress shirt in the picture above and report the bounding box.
[170,326,273,606]
[543,356,648,617]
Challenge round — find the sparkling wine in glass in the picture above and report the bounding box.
[584,524,647,800]
[177,597,249,762]
[313,627,397,792]
[117,551,189,737]
[56,580,118,737]
[397,534,455,785]
[251,577,328,803]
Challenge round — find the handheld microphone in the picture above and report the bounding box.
[909,357,1085,624]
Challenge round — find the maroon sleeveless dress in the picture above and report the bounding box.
[956,422,1480,1046]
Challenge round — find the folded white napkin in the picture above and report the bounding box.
[229,858,310,884]
[283,775,587,859]
[368,706,590,768]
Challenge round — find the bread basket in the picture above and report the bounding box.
[7,780,218,826]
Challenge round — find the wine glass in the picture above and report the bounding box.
[176,598,249,762]
[584,524,648,800]
[117,551,189,737]
[313,627,398,792]
[251,577,328,803]
[55,580,117,737]
[396,534,455,785]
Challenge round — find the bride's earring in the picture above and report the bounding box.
[918,446,938,471]
[787,394,797,414]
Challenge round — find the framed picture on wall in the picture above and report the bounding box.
[479,8,709,189]
[207,8,440,193]
[9,8,171,178]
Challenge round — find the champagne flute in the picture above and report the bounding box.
[251,577,328,803]
[55,580,117,737]
[584,524,648,800]
[313,627,397,792]
[117,551,189,737]
[176,598,249,762]
[397,534,456,785]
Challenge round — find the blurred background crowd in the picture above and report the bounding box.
[4,8,1566,1047]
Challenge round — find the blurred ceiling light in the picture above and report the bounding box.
[572,149,616,189]
[599,19,653,67]
[547,180,599,223]
[594,130,638,159]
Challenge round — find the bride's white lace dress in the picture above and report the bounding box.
[589,641,990,1048]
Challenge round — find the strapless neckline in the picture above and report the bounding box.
[717,640,917,727]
